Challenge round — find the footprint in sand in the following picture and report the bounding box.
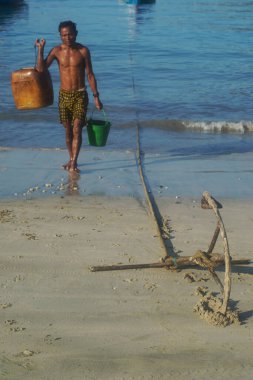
[44,334,62,345]
[4,320,26,332]
[144,282,158,292]
[22,232,38,240]
[0,303,12,309]
[17,349,38,357]
[0,210,15,223]
[13,275,25,282]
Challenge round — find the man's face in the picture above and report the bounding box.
[60,26,77,47]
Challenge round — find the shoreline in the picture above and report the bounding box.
[1,147,253,200]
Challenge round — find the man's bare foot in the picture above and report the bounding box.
[69,167,80,173]
[69,161,80,173]
[62,160,72,170]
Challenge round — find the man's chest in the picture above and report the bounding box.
[58,50,85,68]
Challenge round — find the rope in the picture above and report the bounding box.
[136,119,170,258]
[34,44,37,68]
[128,42,170,260]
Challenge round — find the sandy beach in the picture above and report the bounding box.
[0,148,253,379]
[1,0,253,377]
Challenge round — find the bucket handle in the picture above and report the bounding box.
[89,108,109,123]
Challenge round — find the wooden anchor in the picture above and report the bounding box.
[89,255,250,272]
[89,192,251,315]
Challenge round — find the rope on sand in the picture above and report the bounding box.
[135,119,171,259]
[128,46,170,259]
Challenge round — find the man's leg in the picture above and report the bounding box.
[69,119,83,172]
[62,120,73,170]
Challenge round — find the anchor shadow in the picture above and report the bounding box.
[239,309,253,324]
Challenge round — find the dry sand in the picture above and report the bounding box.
[0,194,253,379]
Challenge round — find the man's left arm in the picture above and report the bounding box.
[84,48,103,110]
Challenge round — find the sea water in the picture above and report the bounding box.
[1,0,253,156]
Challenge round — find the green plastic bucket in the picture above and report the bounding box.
[87,109,111,147]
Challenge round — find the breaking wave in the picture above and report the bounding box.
[119,119,253,134]
[183,120,253,133]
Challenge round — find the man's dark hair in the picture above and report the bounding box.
[58,21,77,35]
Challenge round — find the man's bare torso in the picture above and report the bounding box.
[53,43,87,91]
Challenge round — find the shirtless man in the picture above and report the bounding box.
[35,20,103,172]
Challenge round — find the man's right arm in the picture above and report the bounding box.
[35,39,56,72]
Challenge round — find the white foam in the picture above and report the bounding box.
[183,120,253,133]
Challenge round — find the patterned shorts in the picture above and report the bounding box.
[58,89,89,127]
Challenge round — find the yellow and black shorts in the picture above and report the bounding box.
[58,89,89,127]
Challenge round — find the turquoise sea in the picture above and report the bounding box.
[1,0,253,156]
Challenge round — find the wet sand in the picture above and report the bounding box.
[0,148,253,379]
[1,147,253,199]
